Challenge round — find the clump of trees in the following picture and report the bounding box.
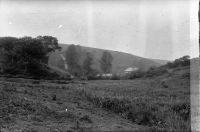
[127,55,191,79]
[0,36,60,78]
[126,70,145,79]
[165,55,190,68]
[65,46,114,79]
[144,56,191,78]
[65,45,97,79]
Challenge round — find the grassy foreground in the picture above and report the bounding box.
[77,66,191,131]
[0,66,191,131]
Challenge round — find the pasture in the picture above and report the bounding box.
[0,66,191,131]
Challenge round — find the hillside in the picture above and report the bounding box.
[48,44,168,74]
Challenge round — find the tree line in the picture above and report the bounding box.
[65,44,113,78]
[0,36,113,79]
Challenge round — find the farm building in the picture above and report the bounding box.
[124,67,138,74]
[102,73,113,77]
[96,73,113,79]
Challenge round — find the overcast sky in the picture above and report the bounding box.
[0,0,198,60]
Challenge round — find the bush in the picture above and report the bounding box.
[128,70,145,79]
[52,94,57,101]
[87,75,100,80]
[171,103,190,121]
[111,74,121,80]
[145,67,168,77]
[166,56,190,68]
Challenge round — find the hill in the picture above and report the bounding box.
[48,44,168,75]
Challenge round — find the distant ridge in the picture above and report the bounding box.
[48,44,169,74]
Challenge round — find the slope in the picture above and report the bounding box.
[48,44,168,74]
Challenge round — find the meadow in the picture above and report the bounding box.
[77,66,191,131]
[0,65,191,131]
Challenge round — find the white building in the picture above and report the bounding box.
[102,73,113,77]
[96,73,113,78]
[124,67,138,74]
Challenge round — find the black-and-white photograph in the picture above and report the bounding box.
[0,0,199,131]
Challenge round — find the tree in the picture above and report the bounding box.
[36,36,61,63]
[0,37,18,72]
[12,37,47,74]
[0,36,60,76]
[65,44,82,76]
[100,51,113,73]
[83,52,93,76]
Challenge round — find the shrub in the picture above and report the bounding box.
[145,67,168,77]
[111,74,121,80]
[79,115,92,123]
[166,56,190,68]
[87,75,99,80]
[128,70,145,79]
[171,103,190,120]
[52,94,57,101]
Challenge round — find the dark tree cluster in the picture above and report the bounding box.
[0,36,60,77]
[126,55,191,79]
[65,44,97,78]
[165,55,190,68]
[65,45,113,78]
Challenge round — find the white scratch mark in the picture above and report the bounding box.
[58,25,63,29]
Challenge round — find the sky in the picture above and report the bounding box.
[0,0,198,60]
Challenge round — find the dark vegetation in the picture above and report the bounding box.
[0,36,61,79]
[126,55,190,79]
[64,44,114,79]
[65,44,100,79]
[0,36,114,80]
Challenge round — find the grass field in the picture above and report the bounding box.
[0,66,192,131]
[77,75,190,131]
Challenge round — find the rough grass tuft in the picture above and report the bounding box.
[79,88,190,131]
